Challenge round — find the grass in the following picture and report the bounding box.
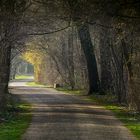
[86,95,140,139]
[0,98,32,140]
[56,87,84,95]
[105,105,140,138]
[15,75,33,80]
[56,88,140,140]
[26,82,52,88]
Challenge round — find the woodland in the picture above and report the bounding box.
[0,0,140,113]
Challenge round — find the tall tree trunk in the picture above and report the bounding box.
[0,45,11,111]
[68,26,75,90]
[77,24,100,94]
[99,29,112,93]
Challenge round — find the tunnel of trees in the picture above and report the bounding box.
[0,0,140,112]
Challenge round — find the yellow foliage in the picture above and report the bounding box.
[22,51,43,65]
[21,47,48,84]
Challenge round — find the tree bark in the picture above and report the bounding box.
[77,24,100,94]
[0,45,11,111]
[99,29,112,93]
[68,26,75,90]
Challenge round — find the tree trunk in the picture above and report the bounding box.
[0,45,11,111]
[99,29,112,93]
[68,26,75,90]
[77,24,100,94]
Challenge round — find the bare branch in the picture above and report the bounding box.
[27,24,71,36]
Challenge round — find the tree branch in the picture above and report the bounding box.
[27,24,71,36]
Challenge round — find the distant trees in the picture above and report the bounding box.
[21,30,88,89]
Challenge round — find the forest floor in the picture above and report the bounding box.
[8,81,137,140]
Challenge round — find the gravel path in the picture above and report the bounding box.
[10,82,136,140]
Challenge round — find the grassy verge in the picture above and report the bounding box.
[56,88,140,140]
[15,75,33,80]
[26,82,52,88]
[86,95,140,139]
[0,96,32,140]
[56,87,85,95]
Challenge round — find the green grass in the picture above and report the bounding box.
[86,95,140,139]
[105,105,140,138]
[15,75,33,80]
[26,82,51,88]
[56,87,84,95]
[56,88,140,140]
[0,102,32,140]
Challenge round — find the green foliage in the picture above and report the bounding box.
[15,75,33,80]
[0,101,31,140]
[26,82,49,87]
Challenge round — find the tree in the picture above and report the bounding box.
[0,0,30,110]
[77,24,100,93]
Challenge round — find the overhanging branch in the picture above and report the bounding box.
[27,24,71,36]
[87,21,114,29]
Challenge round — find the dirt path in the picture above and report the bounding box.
[10,82,136,140]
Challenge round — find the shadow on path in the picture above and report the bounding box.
[9,82,136,140]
